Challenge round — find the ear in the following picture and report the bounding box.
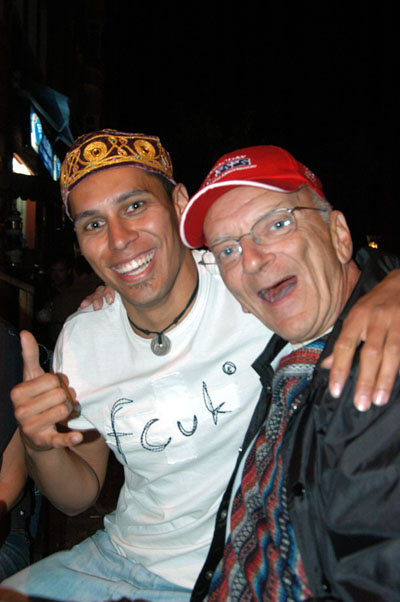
[172,183,189,220]
[330,210,353,264]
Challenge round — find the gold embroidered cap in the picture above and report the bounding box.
[60,129,176,217]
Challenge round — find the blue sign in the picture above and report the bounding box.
[30,106,60,181]
[30,107,43,153]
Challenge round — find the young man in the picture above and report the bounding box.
[180,144,400,601]
[3,132,400,602]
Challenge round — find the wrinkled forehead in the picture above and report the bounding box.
[215,184,303,207]
[203,186,305,240]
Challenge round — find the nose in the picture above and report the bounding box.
[240,236,275,274]
[108,217,139,250]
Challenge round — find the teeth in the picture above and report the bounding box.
[113,251,155,275]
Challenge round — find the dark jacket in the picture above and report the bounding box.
[0,318,20,461]
[192,250,400,602]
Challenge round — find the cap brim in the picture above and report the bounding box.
[180,179,294,249]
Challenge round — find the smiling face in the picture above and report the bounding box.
[70,165,196,321]
[203,185,359,344]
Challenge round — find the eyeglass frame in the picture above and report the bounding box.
[200,205,330,269]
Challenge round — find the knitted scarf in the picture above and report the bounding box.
[208,339,326,602]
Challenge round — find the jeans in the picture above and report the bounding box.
[2,529,192,602]
[0,483,42,581]
[0,530,31,581]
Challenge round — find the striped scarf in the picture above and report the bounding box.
[208,339,326,602]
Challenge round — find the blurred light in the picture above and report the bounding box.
[13,154,33,175]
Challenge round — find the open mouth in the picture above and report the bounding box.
[112,250,155,277]
[258,276,297,303]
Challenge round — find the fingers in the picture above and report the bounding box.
[103,286,115,305]
[11,372,83,452]
[324,304,400,411]
[79,285,106,309]
[357,329,400,409]
[78,285,115,310]
[20,330,45,381]
[16,334,83,453]
[324,332,358,400]
[56,373,81,421]
[348,335,382,412]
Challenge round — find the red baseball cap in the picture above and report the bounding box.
[180,145,325,249]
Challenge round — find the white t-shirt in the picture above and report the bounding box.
[53,251,273,589]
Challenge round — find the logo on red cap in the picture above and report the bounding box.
[207,155,253,184]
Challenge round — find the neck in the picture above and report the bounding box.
[125,251,198,337]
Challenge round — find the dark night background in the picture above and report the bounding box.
[94,2,398,255]
[11,0,397,256]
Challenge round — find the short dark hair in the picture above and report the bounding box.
[150,172,176,201]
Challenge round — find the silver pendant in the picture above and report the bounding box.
[150,333,171,356]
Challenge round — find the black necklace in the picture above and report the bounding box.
[127,274,199,356]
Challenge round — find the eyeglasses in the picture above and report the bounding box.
[208,206,329,269]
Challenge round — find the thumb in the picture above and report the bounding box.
[20,330,45,380]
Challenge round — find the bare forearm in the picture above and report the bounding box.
[0,430,27,516]
[0,483,25,519]
[0,479,26,516]
[25,445,102,516]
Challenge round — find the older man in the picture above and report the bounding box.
[180,145,400,601]
[4,134,400,602]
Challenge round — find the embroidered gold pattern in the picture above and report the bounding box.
[83,141,108,162]
[134,139,157,159]
[60,130,174,203]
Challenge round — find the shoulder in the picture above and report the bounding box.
[63,292,124,326]
[54,294,126,357]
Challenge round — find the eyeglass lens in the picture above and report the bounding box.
[211,209,296,266]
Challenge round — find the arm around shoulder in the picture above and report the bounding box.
[321,378,400,601]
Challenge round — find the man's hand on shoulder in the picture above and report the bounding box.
[322,269,400,411]
[79,284,115,310]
